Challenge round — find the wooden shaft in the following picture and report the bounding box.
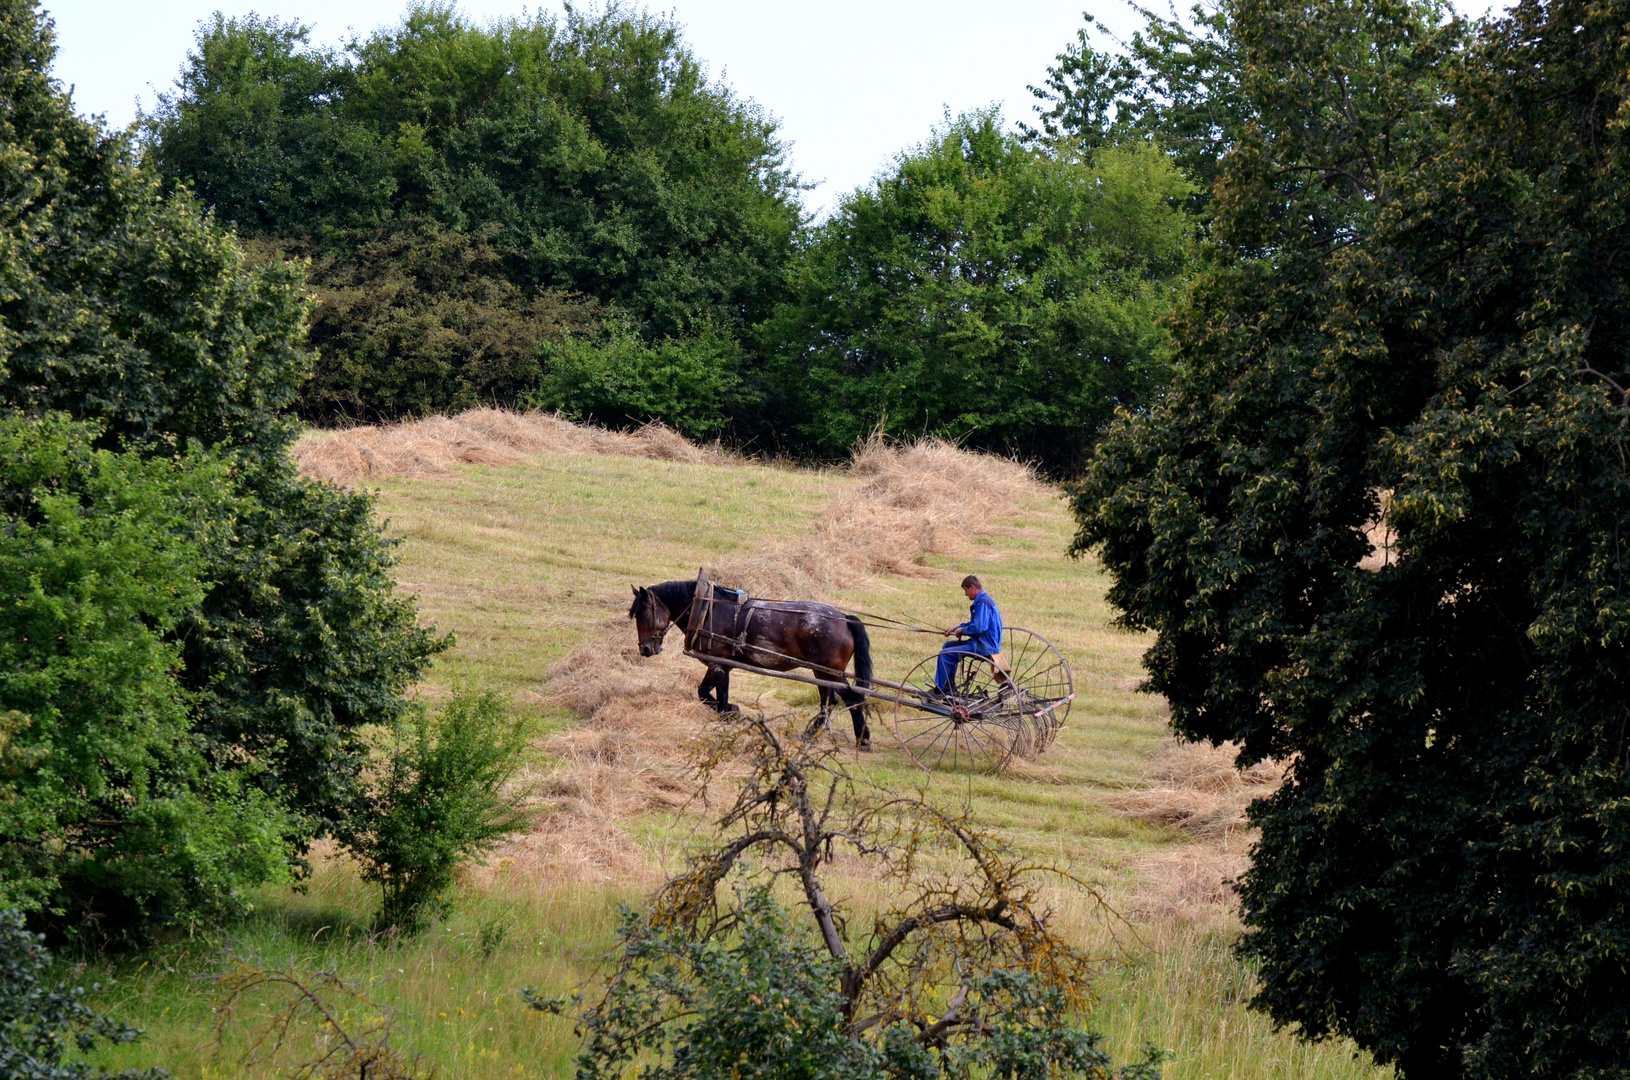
[682,650,957,718]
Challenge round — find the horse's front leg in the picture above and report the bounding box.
[713,666,739,714]
[698,666,722,709]
[806,686,834,739]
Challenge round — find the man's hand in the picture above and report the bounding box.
[944,627,959,637]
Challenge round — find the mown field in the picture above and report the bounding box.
[90,428,1392,1080]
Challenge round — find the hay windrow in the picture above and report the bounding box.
[293,407,729,486]
[1109,739,1284,924]
[714,433,1053,596]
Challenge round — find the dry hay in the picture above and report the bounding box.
[715,434,1052,596]
[293,407,729,486]
[1110,739,1283,925]
[477,616,713,884]
[481,607,810,885]
[1109,738,1282,841]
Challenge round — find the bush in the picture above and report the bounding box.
[0,415,293,934]
[340,693,529,933]
[534,321,744,440]
[0,909,166,1079]
[276,226,604,423]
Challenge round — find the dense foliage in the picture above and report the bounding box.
[0,909,164,1079]
[338,693,529,933]
[759,112,1190,473]
[534,320,744,440]
[1072,0,1630,1075]
[144,3,801,421]
[0,418,290,929]
[0,0,443,936]
[290,228,603,420]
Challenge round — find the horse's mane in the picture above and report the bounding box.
[630,580,698,624]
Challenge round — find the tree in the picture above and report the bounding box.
[0,0,445,930]
[1072,0,1630,1076]
[0,416,291,935]
[543,713,1166,1079]
[760,111,1190,474]
[144,2,803,421]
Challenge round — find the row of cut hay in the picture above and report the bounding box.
[714,433,1053,596]
[293,407,729,486]
[1109,739,1284,926]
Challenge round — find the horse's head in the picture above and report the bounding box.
[629,585,672,656]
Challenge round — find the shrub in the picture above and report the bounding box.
[277,226,604,423]
[534,321,744,440]
[340,693,529,933]
[0,909,166,1079]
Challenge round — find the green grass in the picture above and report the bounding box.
[87,448,1391,1079]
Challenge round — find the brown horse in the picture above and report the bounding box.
[629,580,873,746]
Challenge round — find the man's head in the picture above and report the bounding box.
[961,574,982,599]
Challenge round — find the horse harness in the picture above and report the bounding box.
[683,569,756,662]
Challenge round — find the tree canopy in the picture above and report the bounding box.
[145,2,802,377]
[1071,0,1630,1074]
[759,111,1191,474]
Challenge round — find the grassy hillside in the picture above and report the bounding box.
[90,415,1391,1080]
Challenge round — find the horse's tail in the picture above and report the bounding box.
[846,614,873,689]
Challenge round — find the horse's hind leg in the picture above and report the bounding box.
[840,684,871,749]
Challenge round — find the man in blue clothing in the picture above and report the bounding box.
[933,575,1004,694]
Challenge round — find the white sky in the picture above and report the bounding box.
[47,1,1497,218]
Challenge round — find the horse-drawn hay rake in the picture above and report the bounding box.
[664,569,1074,774]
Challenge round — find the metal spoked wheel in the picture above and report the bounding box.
[890,627,1074,774]
[999,627,1074,753]
[892,652,1025,774]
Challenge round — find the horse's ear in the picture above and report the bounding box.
[632,584,641,596]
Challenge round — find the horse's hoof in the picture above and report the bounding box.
[719,703,741,715]
[857,740,873,752]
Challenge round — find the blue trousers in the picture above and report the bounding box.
[936,640,988,691]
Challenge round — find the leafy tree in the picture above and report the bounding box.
[0,0,446,927]
[1073,0,1630,1076]
[144,2,802,421]
[0,909,166,1079]
[338,693,529,933]
[760,111,1190,474]
[1027,6,1247,211]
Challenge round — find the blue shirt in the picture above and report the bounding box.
[958,591,1003,655]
